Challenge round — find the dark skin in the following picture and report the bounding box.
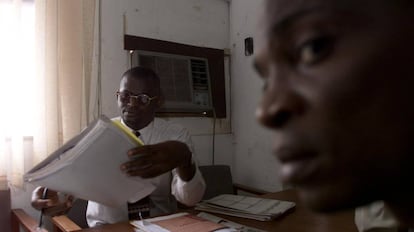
[118,75,196,181]
[255,0,414,227]
[32,73,196,215]
[31,186,74,216]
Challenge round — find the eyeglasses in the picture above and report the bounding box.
[116,91,158,107]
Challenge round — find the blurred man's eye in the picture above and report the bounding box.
[253,59,270,91]
[296,36,334,66]
[253,54,269,78]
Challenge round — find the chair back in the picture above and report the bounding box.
[198,165,235,200]
[1,189,11,232]
[66,199,88,228]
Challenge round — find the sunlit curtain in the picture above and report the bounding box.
[0,0,100,190]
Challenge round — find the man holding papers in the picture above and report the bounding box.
[31,66,206,227]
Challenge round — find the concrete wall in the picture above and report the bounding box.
[100,0,233,166]
[229,0,283,192]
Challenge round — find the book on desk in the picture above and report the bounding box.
[23,115,155,207]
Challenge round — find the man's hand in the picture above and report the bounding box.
[31,187,74,217]
[121,141,195,181]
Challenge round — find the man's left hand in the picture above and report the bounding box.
[121,141,194,180]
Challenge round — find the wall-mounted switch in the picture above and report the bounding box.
[245,37,254,56]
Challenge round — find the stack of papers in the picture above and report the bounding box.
[131,212,227,232]
[196,212,266,232]
[130,212,266,232]
[195,194,296,221]
[24,115,155,207]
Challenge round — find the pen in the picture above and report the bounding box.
[38,187,48,228]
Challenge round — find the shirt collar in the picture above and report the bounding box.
[120,118,154,136]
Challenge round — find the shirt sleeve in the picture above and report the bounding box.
[168,124,206,206]
[171,161,206,206]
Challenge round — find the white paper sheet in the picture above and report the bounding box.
[24,115,155,207]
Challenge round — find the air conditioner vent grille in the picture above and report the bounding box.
[133,51,212,111]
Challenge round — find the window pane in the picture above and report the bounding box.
[0,1,35,136]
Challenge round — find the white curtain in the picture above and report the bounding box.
[0,0,101,190]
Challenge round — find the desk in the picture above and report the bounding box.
[216,189,358,232]
[78,189,358,232]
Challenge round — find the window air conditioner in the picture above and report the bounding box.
[131,51,213,113]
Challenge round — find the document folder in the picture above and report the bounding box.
[24,115,155,207]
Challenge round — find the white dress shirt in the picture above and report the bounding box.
[86,117,206,227]
[355,201,399,232]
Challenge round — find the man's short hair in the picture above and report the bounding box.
[122,66,161,95]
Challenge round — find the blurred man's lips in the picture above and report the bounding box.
[274,147,318,184]
[280,158,317,184]
[277,148,316,161]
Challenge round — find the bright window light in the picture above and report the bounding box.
[0,1,35,137]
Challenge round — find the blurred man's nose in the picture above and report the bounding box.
[256,75,306,129]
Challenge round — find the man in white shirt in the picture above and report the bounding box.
[32,66,206,227]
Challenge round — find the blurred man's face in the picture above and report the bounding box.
[255,0,414,212]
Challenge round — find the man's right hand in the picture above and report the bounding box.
[31,186,74,216]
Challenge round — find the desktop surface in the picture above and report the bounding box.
[78,189,358,232]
